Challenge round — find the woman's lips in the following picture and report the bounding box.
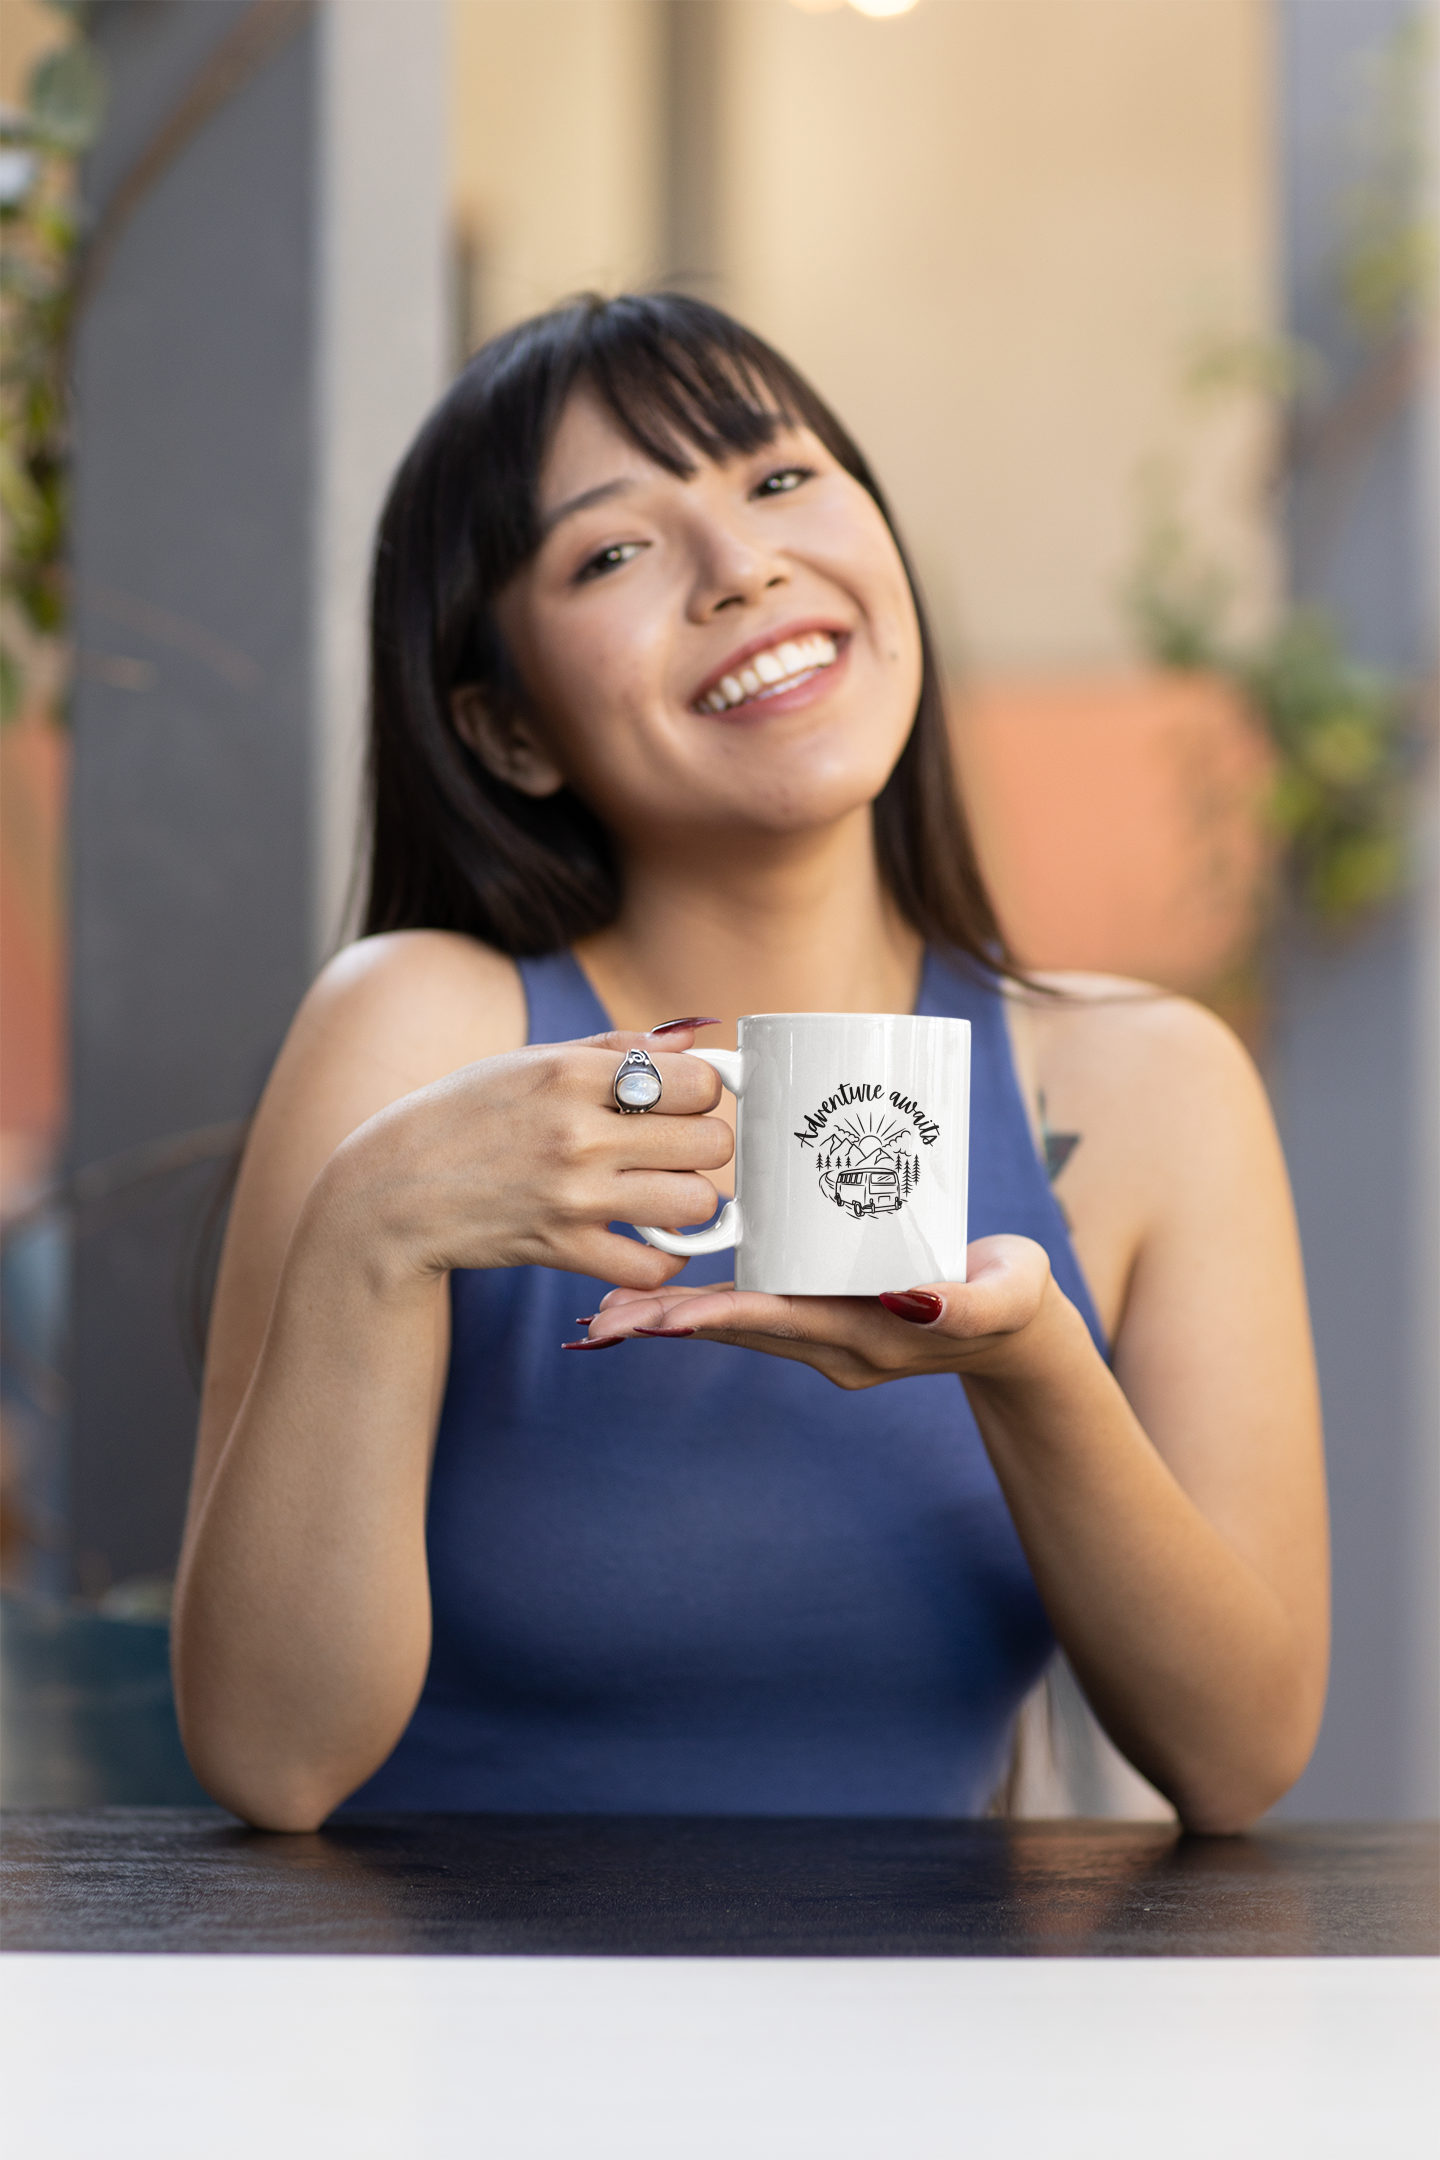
[691,629,849,719]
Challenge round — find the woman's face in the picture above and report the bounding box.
[483,387,924,853]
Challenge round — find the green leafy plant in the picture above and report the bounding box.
[1335,11,1435,341]
[1127,518,1414,930]
[0,1,105,722]
[1126,13,1432,934]
[1246,615,1411,923]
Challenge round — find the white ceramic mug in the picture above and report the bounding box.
[637,1013,970,1295]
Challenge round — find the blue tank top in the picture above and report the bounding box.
[346,949,1105,1816]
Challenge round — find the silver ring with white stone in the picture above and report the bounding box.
[613,1047,663,1114]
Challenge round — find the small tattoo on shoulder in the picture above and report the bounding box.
[1038,1091,1081,1183]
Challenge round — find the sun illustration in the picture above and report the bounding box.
[817,1116,922,1218]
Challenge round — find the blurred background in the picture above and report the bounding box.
[0,0,1434,1817]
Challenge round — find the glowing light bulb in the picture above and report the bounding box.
[848,0,920,16]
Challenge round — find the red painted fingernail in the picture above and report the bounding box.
[878,1290,944,1325]
[649,1016,720,1036]
[574,1316,596,1325]
[561,1335,625,1350]
[632,1326,696,1338]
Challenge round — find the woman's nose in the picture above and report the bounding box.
[686,523,788,619]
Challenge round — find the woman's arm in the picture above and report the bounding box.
[173,933,728,1832]
[581,994,1328,1832]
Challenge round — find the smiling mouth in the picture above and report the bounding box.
[694,632,843,715]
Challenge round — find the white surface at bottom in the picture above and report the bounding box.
[4,1953,1436,2159]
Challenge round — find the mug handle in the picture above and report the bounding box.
[635,1047,744,1259]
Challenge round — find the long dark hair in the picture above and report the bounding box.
[363,291,1011,974]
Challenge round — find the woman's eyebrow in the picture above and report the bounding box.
[540,477,636,539]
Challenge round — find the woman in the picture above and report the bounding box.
[173,294,1327,1834]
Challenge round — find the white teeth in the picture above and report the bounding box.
[697,632,841,712]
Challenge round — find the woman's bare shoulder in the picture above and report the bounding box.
[288,930,529,1094]
[1013,970,1273,1193]
[202,933,525,1423]
[1006,974,1283,1339]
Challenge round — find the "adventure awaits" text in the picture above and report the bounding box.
[795,1082,941,1149]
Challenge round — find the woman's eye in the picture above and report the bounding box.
[753,466,815,498]
[576,540,645,582]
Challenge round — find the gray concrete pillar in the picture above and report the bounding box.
[1268,0,1438,1818]
[67,0,447,1592]
[1415,0,1439,1809]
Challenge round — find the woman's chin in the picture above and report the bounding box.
[595,721,905,853]
[684,781,890,847]
[706,730,903,823]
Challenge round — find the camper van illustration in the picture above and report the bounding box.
[828,1164,904,1215]
[816,1115,922,1220]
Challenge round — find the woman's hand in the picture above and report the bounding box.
[313,1023,733,1295]
[569,1234,1061,1387]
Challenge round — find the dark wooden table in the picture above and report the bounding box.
[3,1809,1434,1958]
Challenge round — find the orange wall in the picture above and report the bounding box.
[954,672,1273,992]
[0,719,68,1163]
[0,0,71,1190]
